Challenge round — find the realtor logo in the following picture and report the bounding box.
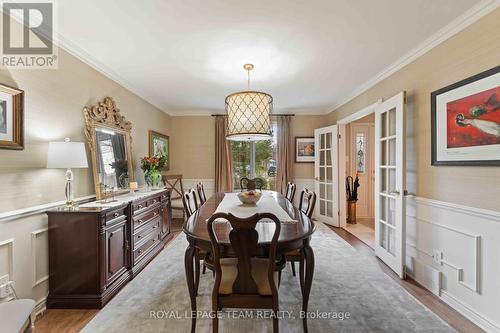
[1,1,57,68]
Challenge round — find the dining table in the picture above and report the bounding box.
[183,191,316,332]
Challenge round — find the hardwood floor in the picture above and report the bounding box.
[35,221,482,333]
[325,224,484,333]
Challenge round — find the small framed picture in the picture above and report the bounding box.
[431,65,500,166]
[295,137,315,163]
[0,83,24,150]
[149,130,170,170]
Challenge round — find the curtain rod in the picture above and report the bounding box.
[211,114,295,117]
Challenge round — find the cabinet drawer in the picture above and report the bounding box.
[132,199,148,215]
[133,207,161,229]
[133,217,160,246]
[160,192,169,202]
[147,197,161,207]
[105,207,128,224]
[133,230,160,263]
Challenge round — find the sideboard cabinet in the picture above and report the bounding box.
[46,189,172,309]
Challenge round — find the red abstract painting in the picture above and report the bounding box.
[446,86,500,148]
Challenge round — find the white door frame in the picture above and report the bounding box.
[337,101,380,228]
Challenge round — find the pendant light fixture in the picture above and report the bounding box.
[225,64,273,141]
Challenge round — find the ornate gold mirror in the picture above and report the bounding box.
[84,97,134,200]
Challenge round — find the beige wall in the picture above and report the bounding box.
[327,9,500,212]
[169,114,328,181]
[169,116,215,179]
[0,47,171,213]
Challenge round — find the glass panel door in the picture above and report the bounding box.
[314,125,338,226]
[374,92,406,278]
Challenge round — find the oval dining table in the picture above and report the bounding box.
[183,191,316,333]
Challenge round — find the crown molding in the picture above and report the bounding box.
[325,0,500,115]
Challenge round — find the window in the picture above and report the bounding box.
[231,124,277,190]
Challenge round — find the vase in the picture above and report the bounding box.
[145,170,161,190]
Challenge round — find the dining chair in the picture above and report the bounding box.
[287,188,316,276]
[182,188,210,282]
[182,188,199,218]
[196,182,207,205]
[207,212,282,333]
[285,182,296,203]
[162,174,185,220]
[240,177,264,191]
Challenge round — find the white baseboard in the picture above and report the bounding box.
[440,291,500,333]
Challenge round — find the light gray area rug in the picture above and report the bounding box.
[82,223,454,333]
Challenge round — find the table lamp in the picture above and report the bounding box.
[47,138,88,208]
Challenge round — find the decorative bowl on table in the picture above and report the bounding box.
[237,191,262,205]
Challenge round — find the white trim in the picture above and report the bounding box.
[327,0,500,113]
[337,101,380,124]
[31,229,49,287]
[440,290,500,333]
[414,196,500,223]
[0,195,96,223]
[0,238,14,282]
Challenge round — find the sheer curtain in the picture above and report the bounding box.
[214,116,233,192]
[275,115,293,195]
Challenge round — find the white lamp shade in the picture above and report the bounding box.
[47,141,88,169]
[225,91,273,141]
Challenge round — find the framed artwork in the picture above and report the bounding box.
[431,65,500,166]
[295,137,315,163]
[148,130,170,170]
[0,83,24,150]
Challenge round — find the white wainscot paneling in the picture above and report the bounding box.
[0,238,14,284]
[31,229,49,287]
[405,196,500,333]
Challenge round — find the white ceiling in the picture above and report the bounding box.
[55,0,491,115]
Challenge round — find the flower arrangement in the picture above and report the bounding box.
[140,155,166,190]
[140,155,167,172]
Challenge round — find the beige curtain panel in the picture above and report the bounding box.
[214,116,233,192]
[275,115,293,195]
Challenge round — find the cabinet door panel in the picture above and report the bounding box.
[105,221,128,285]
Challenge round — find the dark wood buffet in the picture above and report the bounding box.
[46,189,172,309]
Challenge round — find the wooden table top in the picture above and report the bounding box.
[183,191,315,244]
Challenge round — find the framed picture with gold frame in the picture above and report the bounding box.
[0,83,24,150]
[149,130,170,170]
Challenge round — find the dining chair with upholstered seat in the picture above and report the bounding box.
[162,174,185,220]
[285,182,296,203]
[196,182,207,205]
[287,188,316,276]
[240,177,264,191]
[207,212,282,333]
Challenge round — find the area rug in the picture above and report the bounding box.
[81,223,454,332]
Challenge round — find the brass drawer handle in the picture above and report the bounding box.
[114,213,120,218]
[138,204,143,209]
[153,199,157,203]
[138,250,143,254]
[153,212,157,216]
[138,219,144,224]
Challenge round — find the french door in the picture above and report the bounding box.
[314,125,339,226]
[374,92,406,278]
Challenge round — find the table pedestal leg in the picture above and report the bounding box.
[184,245,197,333]
[300,242,314,333]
